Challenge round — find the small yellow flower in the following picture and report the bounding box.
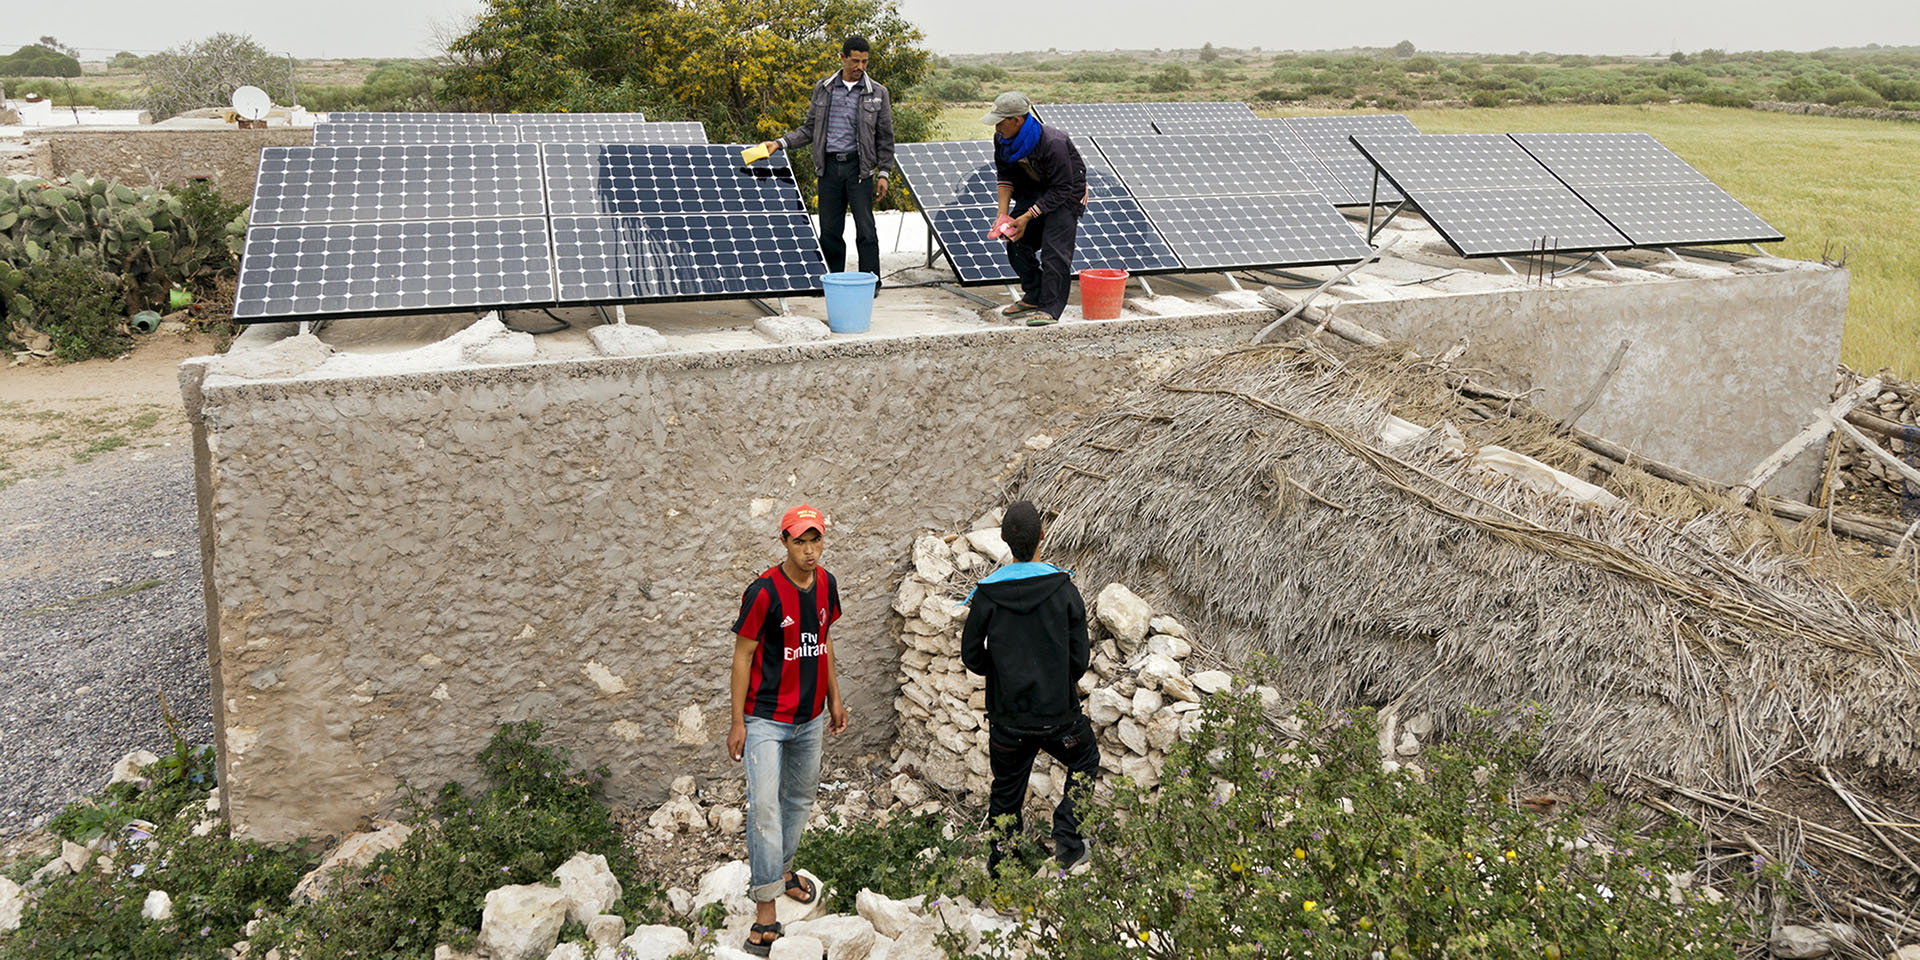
[1230,860,1245,873]
[1294,847,1307,860]
[1303,900,1318,912]
[1504,849,1517,861]
[1138,931,1152,942]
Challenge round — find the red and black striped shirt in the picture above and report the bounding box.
[732,565,841,724]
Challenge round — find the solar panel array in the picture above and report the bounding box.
[313,119,707,146]
[1350,133,1630,257]
[1280,114,1420,205]
[313,122,522,146]
[1146,101,1258,125]
[1510,133,1783,246]
[326,111,648,122]
[234,143,823,321]
[1030,102,1156,135]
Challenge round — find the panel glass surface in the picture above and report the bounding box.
[543,143,803,216]
[325,112,494,123]
[250,144,546,225]
[313,122,520,145]
[1135,195,1370,269]
[1147,119,1358,204]
[514,120,708,144]
[1092,135,1320,198]
[551,213,826,301]
[924,201,1179,285]
[1030,103,1156,135]
[895,141,999,208]
[1071,136,1131,201]
[495,112,647,122]
[1410,187,1629,256]
[1282,115,1420,204]
[232,218,554,319]
[1145,101,1258,124]
[1347,133,1561,193]
[1508,133,1713,187]
[1571,183,1784,245]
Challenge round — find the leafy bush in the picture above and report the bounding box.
[1147,65,1192,93]
[951,692,1753,959]
[7,735,315,960]
[797,811,974,914]
[1823,84,1887,107]
[5,258,128,362]
[1254,87,1306,102]
[250,721,664,959]
[1469,89,1505,108]
[1067,66,1130,84]
[0,44,81,77]
[1691,88,1754,108]
[919,76,984,101]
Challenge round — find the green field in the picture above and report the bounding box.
[934,103,1919,378]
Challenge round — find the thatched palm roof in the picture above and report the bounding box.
[1016,341,1920,793]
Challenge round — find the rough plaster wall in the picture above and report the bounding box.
[184,318,1255,843]
[49,129,311,198]
[1337,266,1849,496]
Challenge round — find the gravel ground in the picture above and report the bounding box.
[0,442,211,840]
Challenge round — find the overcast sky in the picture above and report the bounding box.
[5,0,1916,60]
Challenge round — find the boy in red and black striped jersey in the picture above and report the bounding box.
[727,504,848,955]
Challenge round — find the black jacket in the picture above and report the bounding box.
[960,569,1089,730]
[992,123,1088,219]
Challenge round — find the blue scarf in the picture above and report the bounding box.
[963,560,1072,605]
[995,116,1042,164]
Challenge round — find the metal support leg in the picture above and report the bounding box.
[1137,277,1155,297]
[747,299,780,316]
[1158,274,1214,294]
[298,320,312,336]
[1497,258,1520,276]
[936,283,1000,308]
[1005,285,1019,302]
[1594,253,1617,271]
[1749,244,1767,256]
[615,303,629,325]
[1666,247,1684,262]
[778,298,789,315]
[1222,272,1244,291]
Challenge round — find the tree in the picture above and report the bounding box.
[1199,42,1218,63]
[0,44,82,77]
[37,35,79,58]
[110,51,144,70]
[141,33,291,120]
[1391,39,1417,58]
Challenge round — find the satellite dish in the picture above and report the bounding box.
[231,86,271,121]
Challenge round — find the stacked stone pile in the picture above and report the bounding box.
[682,860,1013,960]
[888,516,1290,808]
[1833,384,1920,496]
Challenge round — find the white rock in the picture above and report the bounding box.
[1136,654,1184,689]
[109,749,161,787]
[963,528,1013,565]
[1119,756,1160,790]
[1771,925,1833,959]
[1146,634,1191,661]
[587,913,626,948]
[790,915,879,960]
[665,887,694,916]
[479,884,571,960]
[293,821,414,902]
[586,322,671,357]
[890,774,929,808]
[970,508,1004,531]
[1255,686,1282,711]
[142,889,173,921]
[1190,670,1233,695]
[1886,946,1920,960]
[1130,688,1164,718]
[552,852,622,925]
[673,705,710,746]
[1094,583,1153,655]
[670,776,697,798]
[1145,710,1181,751]
[711,806,745,835]
[619,924,693,960]
[648,796,707,833]
[30,855,72,885]
[434,946,480,960]
[1116,718,1148,755]
[770,934,827,959]
[0,876,26,932]
[59,839,88,873]
[951,550,988,574]
[462,328,538,364]
[1147,615,1189,638]
[1396,732,1421,757]
[753,314,831,343]
[856,888,923,939]
[1086,687,1128,724]
[544,944,586,960]
[892,579,929,618]
[915,595,954,632]
[1161,673,1199,704]
[693,860,753,915]
[912,536,954,583]
[1403,712,1435,737]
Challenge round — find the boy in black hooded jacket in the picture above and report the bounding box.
[960,500,1099,873]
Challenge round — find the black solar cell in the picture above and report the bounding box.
[1135,195,1370,269]
[552,213,826,301]
[1093,135,1321,198]
[312,122,520,145]
[1510,133,1782,246]
[543,143,803,217]
[250,145,546,225]
[232,219,555,319]
[1282,115,1420,204]
[514,121,708,144]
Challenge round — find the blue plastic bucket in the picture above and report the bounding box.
[821,271,878,333]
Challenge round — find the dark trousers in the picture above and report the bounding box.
[817,153,879,278]
[1006,200,1082,319]
[985,714,1100,873]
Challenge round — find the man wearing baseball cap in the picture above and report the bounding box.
[728,504,848,955]
[982,91,1088,326]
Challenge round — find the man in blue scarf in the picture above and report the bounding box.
[961,500,1099,873]
[983,92,1088,326]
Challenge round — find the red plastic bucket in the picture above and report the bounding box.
[1078,268,1129,320]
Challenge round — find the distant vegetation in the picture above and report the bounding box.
[0,44,81,79]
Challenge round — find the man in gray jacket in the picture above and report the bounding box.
[759,36,895,287]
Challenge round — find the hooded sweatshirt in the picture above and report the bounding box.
[960,562,1089,730]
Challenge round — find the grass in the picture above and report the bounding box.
[931,102,1920,378]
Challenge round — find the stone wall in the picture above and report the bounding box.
[47,128,311,200]
[181,312,1264,843]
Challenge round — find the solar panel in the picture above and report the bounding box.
[495,112,647,123]
[551,213,825,302]
[1510,133,1782,246]
[313,122,520,145]
[514,120,708,144]
[1030,103,1156,136]
[895,141,997,207]
[1145,101,1258,124]
[542,143,803,217]
[232,218,555,320]
[250,144,547,226]
[324,112,494,123]
[1151,119,1356,203]
[1135,194,1370,270]
[922,201,1180,285]
[1350,133,1563,194]
[1071,136,1131,200]
[1093,134,1321,198]
[1283,115,1420,205]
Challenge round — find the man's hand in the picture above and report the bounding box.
[760,140,782,155]
[1005,214,1030,242]
[828,700,849,735]
[874,177,889,200]
[728,720,746,762]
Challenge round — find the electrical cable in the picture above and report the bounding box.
[501,309,572,335]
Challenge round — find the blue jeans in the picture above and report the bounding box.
[743,712,826,902]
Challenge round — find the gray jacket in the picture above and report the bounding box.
[778,71,894,181]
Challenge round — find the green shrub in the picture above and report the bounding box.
[6,258,128,362]
[250,721,664,960]
[0,44,80,77]
[1254,87,1306,102]
[1691,88,1754,108]
[797,811,974,914]
[951,693,1754,960]
[919,76,983,101]
[1822,84,1887,107]
[1469,89,1505,108]
[1066,66,1129,84]
[1147,65,1192,93]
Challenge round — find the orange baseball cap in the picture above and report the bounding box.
[781,504,826,538]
